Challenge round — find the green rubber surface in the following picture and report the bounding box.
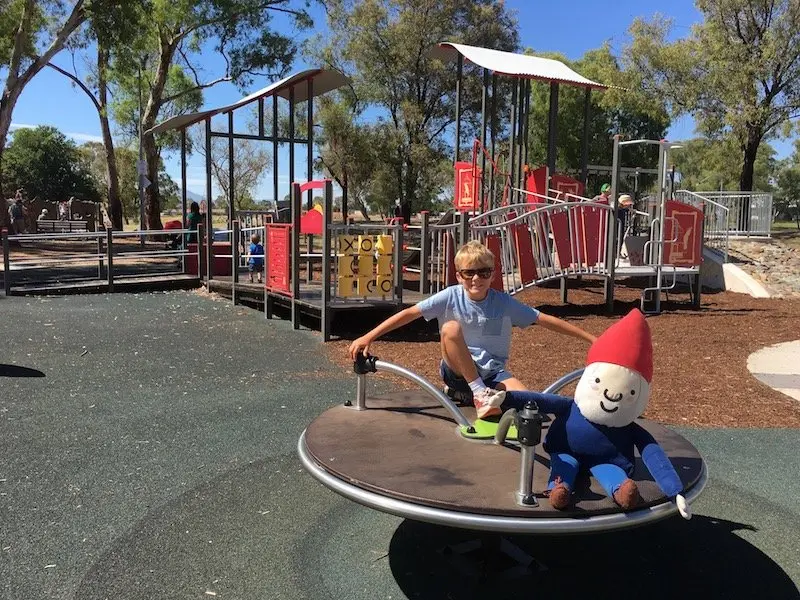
[1,292,798,599]
[460,417,519,440]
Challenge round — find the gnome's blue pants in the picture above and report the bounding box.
[548,453,630,498]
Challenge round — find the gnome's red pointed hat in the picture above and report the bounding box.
[586,309,653,383]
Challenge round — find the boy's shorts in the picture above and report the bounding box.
[439,360,513,397]
[248,263,264,273]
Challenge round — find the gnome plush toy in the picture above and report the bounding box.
[506,309,691,519]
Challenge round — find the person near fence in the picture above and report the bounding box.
[615,194,634,253]
[185,201,202,244]
[8,195,26,234]
[347,241,597,419]
[593,183,611,203]
[37,209,49,222]
[247,233,264,284]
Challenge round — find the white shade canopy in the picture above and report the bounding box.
[146,68,349,136]
[431,42,608,90]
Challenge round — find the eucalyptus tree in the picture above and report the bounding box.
[110,0,310,230]
[627,0,800,193]
[1,0,94,218]
[525,45,670,194]
[309,0,519,214]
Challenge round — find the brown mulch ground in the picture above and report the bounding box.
[325,281,800,429]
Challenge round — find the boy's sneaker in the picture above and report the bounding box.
[444,385,473,405]
[473,387,506,419]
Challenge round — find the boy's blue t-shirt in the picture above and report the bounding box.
[417,285,539,375]
[248,243,264,266]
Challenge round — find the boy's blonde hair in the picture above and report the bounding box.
[455,240,495,270]
[251,233,261,244]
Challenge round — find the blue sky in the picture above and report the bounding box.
[9,0,780,201]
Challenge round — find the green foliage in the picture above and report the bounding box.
[103,0,309,227]
[0,0,44,66]
[187,110,272,213]
[626,0,800,190]
[673,137,777,192]
[309,0,519,214]
[2,126,100,202]
[79,141,177,220]
[525,45,670,195]
[773,140,800,224]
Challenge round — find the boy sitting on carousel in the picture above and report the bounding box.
[348,241,596,418]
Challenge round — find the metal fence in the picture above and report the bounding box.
[1,229,198,294]
[674,190,730,262]
[689,191,773,237]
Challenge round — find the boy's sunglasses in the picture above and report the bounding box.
[458,268,494,279]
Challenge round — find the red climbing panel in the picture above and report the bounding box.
[266,224,291,294]
[663,200,703,267]
[512,223,537,285]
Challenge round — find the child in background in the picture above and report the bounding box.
[348,241,596,419]
[248,233,264,283]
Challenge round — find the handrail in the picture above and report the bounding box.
[351,354,472,429]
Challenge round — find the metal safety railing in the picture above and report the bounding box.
[678,190,772,238]
[1,228,199,294]
[674,190,730,262]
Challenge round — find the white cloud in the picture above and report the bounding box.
[10,122,103,144]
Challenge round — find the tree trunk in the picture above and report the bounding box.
[0,0,87,222]
[738,127,761,231]
[97,47,122,230]
[140,38,176,231]
[143,132,162,230]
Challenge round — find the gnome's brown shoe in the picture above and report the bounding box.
[548,478,572,510]
[613,478,641,509]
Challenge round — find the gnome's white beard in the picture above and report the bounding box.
[574,362,650,428]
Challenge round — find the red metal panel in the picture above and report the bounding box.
[575,204,606,267]
[549,210,572,268]
[454,161,479,211]
[484,234,505,291]
[512,223,537,284]
[445,232,458,286]
[266,224,292,294]
[664,200,703,267]
[300,207,323,235]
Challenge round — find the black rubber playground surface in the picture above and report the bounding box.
[1,291,798,599]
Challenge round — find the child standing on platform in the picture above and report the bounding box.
[247,233,264,283]
[348,241,596,419]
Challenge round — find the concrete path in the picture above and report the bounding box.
[748,340,800,401]
[1,292,798,599]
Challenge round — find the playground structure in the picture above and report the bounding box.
[0,47,772,321]
[298,354,707,534]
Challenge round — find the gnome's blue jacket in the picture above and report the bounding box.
[506,391,684,498]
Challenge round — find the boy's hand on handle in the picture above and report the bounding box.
[348,336,372,361]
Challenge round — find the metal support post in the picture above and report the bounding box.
[232,220,240,305]
[454,54,463,164]
[516,401,542,506]
[419,211,430,294]
[458,211,469,246]
[321,180,333,341]
[480,68,489,214]
[97,232,103,279]
[206,207,214,282]
[606,135,622,312]
[2,231,10,295]
[228,111,235,228]
[291,182,301,330]
[546,82,559,184]
[393,221,404,305]
[106,229,114,292]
